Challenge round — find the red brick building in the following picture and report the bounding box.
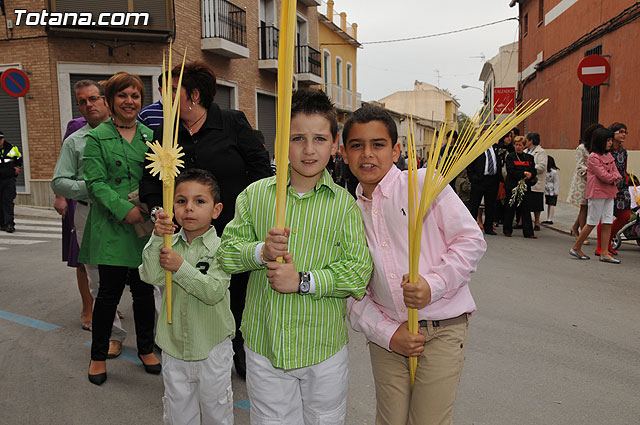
[0,0,322,206]
[510,0,640,197]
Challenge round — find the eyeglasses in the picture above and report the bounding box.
[615,130,628,135]
[77,96,104,106]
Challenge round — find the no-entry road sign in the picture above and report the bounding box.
[1,68,30,98]
[577,55,610,87]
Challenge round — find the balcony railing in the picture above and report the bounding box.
[332,85,343,108]
[259,25,279,60]
[296,45,322,77]
[345,89,353,110]
[202,0,247,48]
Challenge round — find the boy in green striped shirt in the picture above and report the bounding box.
[139,169,235,425]
[219,89,373,424]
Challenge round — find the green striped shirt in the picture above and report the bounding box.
[219,169,373,369]
[139,228,235,361]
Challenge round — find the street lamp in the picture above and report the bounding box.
[461,84,484,93]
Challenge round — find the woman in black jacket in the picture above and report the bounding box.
[503,136,537,238]
[139,61,272,379]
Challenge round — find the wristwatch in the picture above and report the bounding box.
[298,271,311,294]
[150,206,163,223]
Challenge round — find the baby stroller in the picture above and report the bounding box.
[612,206,640,250]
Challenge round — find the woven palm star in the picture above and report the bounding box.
[145,140,185,185]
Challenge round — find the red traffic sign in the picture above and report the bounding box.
[494,87,515,114]
[577,55,610,86]
[1,68,30,98]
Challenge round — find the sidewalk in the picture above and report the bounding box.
[15,205,60,219]
[540,200,577,235]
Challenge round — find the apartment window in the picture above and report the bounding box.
[323,50,331,91]
[538,0,544,25]
[346,63,352,90]
[523,13,528,36]
[336,57,342,87]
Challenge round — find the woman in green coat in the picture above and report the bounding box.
[81,72,160,385]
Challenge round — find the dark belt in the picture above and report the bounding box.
[419,313,468,329]
[77,200,89,206]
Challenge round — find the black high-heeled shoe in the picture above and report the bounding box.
[137,354,162,375]
[88,361,107,386]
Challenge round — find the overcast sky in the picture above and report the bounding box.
[338,0,519,116]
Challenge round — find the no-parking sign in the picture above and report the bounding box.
[1,68,30,98]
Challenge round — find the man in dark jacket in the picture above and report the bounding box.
[466,144,502,235]
[0,131,22,233]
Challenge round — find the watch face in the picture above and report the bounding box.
[300,281,310,293]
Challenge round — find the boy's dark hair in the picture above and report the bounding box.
[446,130,459,141]
[342,105,398,147]
[589,127,613,155]
[609,122,627,133]
[525,132,541,146]
[290,89,338,138]
[175,168,221,204]
[511,127,520,136]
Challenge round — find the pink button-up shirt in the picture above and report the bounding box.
[347,166,487,351]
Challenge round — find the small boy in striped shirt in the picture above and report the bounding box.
[139,168,235,425]
[219,89,373,424]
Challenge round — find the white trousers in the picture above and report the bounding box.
[162,338,234,425]
[245,344,349,425]
[75,202,127,342]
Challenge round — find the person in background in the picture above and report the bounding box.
[467,138,502,235]
[495,132,514,226]
[503,136,537,238]
[82,72,159,385]
[0,131,22,233]
[52,79,128,355]
[568,124,602,245]
[137,73,165,130]
[525,132,547,231]
[542,156,560,225]
[570,127,621,264]
[139,61,272,380]
[595,122,630,257]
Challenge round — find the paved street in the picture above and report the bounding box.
[1,206,639,424]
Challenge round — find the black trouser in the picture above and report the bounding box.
[468,178,499,233]
[91,265,155,361]
[503,200,534,237]
[229,271,249,354]
[0,177,16,226]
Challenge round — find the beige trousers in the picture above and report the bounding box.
[369,321,468,425]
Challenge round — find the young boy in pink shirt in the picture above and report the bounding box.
[343,105,487,425]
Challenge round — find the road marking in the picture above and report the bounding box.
[15,218,62,226]
[12,225,61,233]
[234,399,250,412]
[0,309,62,331]
[1,232,62,239]
[0,238,47,245]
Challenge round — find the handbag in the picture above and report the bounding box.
[126,189,154,238]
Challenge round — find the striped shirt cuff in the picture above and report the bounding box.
[174,259,200,286]
[309,269,332,299]
[241,241,263,270]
